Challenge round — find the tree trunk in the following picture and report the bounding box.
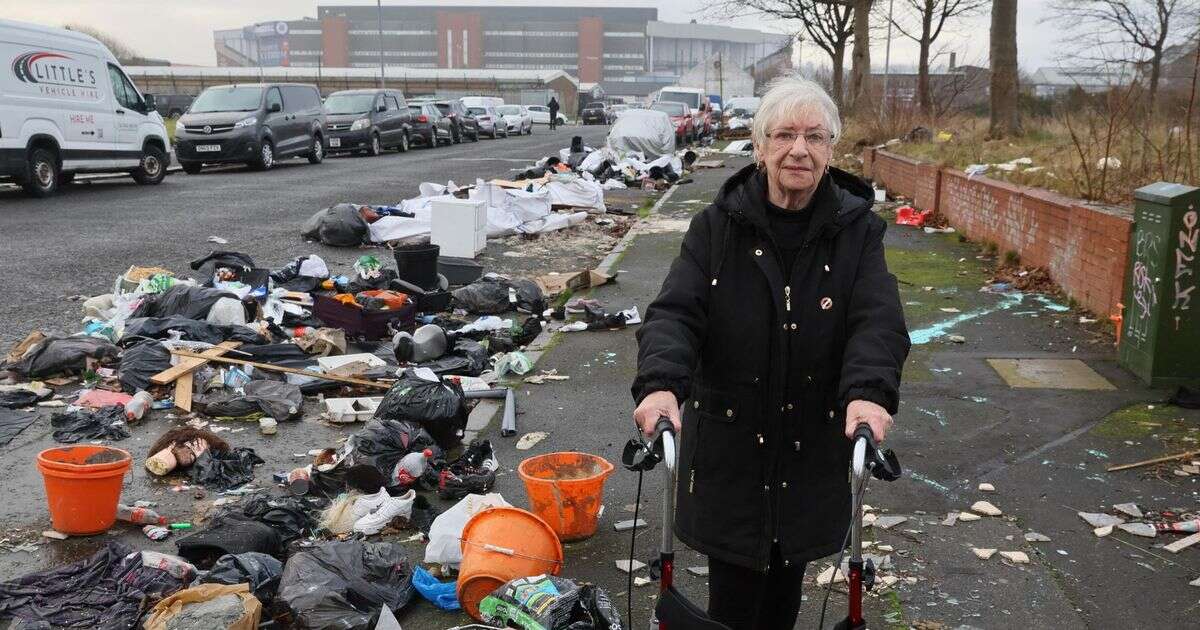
[918,40,932,117]
[830,43,847,107]
[988,0,1020,138]
[1148,53,1163,116]
[847,0,874,115]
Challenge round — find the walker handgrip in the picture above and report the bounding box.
[654,416,675,438]
[853,423,876,448]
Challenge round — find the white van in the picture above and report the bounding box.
[0,19,170,197]
[654,86,709,136]
[459,96,504,111]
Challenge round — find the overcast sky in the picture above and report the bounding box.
[6,0,1061,71]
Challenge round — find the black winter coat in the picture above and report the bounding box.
[632,164,910,571]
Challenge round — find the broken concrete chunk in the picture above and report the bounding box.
[972,548,997,560]
[1094,526,1114,537]
[516,431,549,450]
[40,530,68,540]
[947,334,966,344]
[971,501,1002,517]
[1078,512,1125,528]
[633,576,652,587]
[1190,577,1200,587]
[1183,464,1200,475]
[999,551,1030,564]
[977,482,995,492]
[1024,532,1051,543]
[941,512,959,526]
[874,515,909,530]
[616,559,647,573]
[1174,469,1192,477]
[816,565,847,585]
[1113,503,1143,519]
[957,511,982,522]
[879,575,900,588]
[687,566,709,577]
[614,519,647,532]
[876,544,895,552]
[863,513,878,527]
[1117,523,1157,538]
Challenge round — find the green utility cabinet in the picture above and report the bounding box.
[1119,182,1200,386]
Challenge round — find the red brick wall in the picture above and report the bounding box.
[868,149,1133,316]
[320,16,349,67]
[435,12,484,69]
[577,17,603,84]
[861,147,875,180]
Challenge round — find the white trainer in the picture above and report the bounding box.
[351,487,391,521]
[353,489,416,535]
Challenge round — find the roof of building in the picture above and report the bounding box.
[646,21,781,45]
[1028,66,1132,88]
[123,65,577,86]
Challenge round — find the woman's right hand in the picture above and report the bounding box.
[634,390,681,437]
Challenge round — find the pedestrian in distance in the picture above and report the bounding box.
[631,75,910,630]
[548,97,559,131]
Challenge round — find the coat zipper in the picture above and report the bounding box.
[784,285,791,311]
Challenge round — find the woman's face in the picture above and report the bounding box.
[758,108,834,200]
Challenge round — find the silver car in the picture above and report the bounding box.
[495,104,533,135]
[466,105,507,139]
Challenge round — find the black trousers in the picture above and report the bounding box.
[549,111,558,129]
[708,546,807,630]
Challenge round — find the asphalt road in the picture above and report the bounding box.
[0,125,613,349]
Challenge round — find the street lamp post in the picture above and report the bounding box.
[882,0,895,117]
[377,0,384,87]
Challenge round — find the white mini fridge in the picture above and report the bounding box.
[431,196,487,258]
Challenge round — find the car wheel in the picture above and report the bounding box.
[307,135,325,164]
[367,132,381,156]
[132,144,167,185]
[22,147,59,197]
[398,132,410,152]
[252,140,275,170]
[471,129,479,142]
[452,127,462,144]
[180,160,203,175]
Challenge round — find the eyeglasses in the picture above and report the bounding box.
[766,129,834,149]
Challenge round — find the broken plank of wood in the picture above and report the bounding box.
[174,371,197,413]
[1107,450,1200,473]
[169,350,393,389]
[1164,532,1200,554]
[152,341,242,385]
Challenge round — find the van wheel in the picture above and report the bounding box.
[398,132,410,152]
[367,133,382,156]
[252,141,275,170]
[180,160,203,175]
[22,148,59,197]
[132,145,167,185]
[307,135,325,164]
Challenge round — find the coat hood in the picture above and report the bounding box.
[713,163,875,244]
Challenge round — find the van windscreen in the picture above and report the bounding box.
[190,86,265,113]
[324,93,376,114]
[659,91,700,109]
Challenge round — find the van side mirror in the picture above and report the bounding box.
[378,104,387,112]
[269,102,282,113]
[143,94,157,113]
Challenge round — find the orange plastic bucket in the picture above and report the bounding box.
[456,506,563,621]
[36,445,131,535]
[518,452,614,542]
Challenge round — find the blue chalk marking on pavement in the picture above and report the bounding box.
[908,292,1026,344]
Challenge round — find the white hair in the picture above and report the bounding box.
[751,75,842,160]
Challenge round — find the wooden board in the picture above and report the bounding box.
[169,350,393,390]
[1164,532,1200,553]
[152,341,242,385]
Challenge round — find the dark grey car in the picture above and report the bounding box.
[175,83,326,173]
[407,103,453,148]
[433,100,479,143]
[324,89,413,156]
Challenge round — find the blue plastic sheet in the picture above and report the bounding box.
[412,565,460,610]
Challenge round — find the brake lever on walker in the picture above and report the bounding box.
[853,423,902,482]
[622,416,675,473]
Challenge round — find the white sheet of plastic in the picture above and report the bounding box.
[471,181,554,237]
[368,197,438,243]
[607,109,677,159]
[425,492,511,565]
[579,147,617,174]
[517,211,587,235]
[542,176,606,213]
[647,154,684,175]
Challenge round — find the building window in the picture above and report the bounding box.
[289,29,322,35]
[482,31,578,37]
[604,32,644,38]
[348,29,434,36]
[484,51,577,59]
[603,53,644,59]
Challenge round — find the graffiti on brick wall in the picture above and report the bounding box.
[1128,229,1163,346]
[1173,207,1197,331]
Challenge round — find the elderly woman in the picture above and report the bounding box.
[632,76,910,629]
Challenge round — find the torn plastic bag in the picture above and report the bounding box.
[413,338,488,377]
[412,565,460,611]
[117,339,172,393]
[512,278,546,314]
[341,418,437,488]
[122,316,265,345]
[143,582,261,630]
[1,335,120,377]
[176,515,283,569]
[189,447,263,490]
[132,284,237,320]
[277,541,416,630]
[0,388,47,409]
[0,541,193,629]
[241,493,317,542]
[196,380,304,421]
[50,405,130,443]
[302,203,370,247]
[189,251,256,287]
[424,493,510,565]
[452,276,512,314]
[271,255,330,292]
[375,369,467,448]
[194,552,283,605]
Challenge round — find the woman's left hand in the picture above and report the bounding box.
[843,399,892,442]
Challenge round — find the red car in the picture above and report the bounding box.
[651,101,695,145]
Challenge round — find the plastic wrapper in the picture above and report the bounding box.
[1,335,119,377]
[412,565,460,610]
[375,369,467,448]
[302,203,370,247]
[193,552,283,605]
[189,447,263,490]
[277,541,416,630]
[50,405,130,443]
[117,339,172,393]
[143,583,261,630]
[424,493,510,565]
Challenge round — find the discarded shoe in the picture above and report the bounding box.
[351,487,391,521]
[353,489,416,535]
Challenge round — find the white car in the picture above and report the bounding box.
[495,105,533,135]
[526,105,566,125]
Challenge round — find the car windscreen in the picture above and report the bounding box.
[434,104,452,114]
[496,105,519,115]
[467,107,488,116]
[324,93,376,115]
[409,105,423,114]
[726,98,760,114]
[583,103,605,110]
[651,102,685,116]
[190,86,264,113]
[659,91,700,109]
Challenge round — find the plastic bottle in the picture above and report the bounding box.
[117,504,167,526]
[124,391,153,421]
[394,449,433,484]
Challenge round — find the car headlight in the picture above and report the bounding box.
[233,117,257,129]
[350,118,371,131]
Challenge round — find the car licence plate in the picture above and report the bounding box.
[195,144,221,153]
[329,138,341,148]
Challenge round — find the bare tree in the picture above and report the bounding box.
[882,0,986,116]
[989,0,1021,138]
[707,1,853,104]
[1052,0,1192,115]
[64,24,141,65]
[843,0,875,116]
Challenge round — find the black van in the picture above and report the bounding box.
[175,83,326,173]
[324,89,413,156]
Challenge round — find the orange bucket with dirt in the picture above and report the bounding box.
[518,452,614,542]
[36,445,131,535]
[457,506,563,621]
